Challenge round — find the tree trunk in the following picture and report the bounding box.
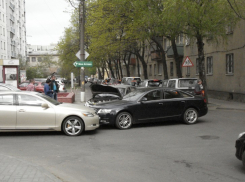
[118,58,123,80]
[107,59,115,78]
[113,60,119,79]
[98,68,103,79]
[171,39,182,78]
[151,36,168,79]
[196,34,208,103]
[101,67,105,79]
[126,53,131,77]
[135,52,148,79]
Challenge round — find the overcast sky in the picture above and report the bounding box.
[26,0,75,45]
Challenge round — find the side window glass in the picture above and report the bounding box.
[0,95,13,105]
[143,90,161,101]
[0,86,9,91]
[168,80,176,88]
[34,83,38,86]
[164,91,181,99]
[18,95,44,106]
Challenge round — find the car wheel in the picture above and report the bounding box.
[242,151,245,168]
[183,108,198,124]
[62,116,84,136]
[115,112,133,130]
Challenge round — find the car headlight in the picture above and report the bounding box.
[82,112,94,117]
[98,109,113,114]
[238,132,245,139]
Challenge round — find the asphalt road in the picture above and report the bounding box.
[0,88,244,181]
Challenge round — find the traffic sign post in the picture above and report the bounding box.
[182,56,194,67]
[73,61,93,68]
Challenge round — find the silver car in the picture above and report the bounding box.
[0,91,99,136]
[0,83,20,91]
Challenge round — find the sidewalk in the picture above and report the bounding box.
[0,154,62,182]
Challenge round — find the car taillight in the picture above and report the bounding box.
[201,90,205,96]
[204,98,207,103]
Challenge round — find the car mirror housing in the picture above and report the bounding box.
[41,103,49,108]
[141,97,147,102]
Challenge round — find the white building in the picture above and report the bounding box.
[0,0,27,60]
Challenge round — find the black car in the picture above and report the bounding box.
[85,84,136,107]
[92,87,208,129]
[235,132,245,168]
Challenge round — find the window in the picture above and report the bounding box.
[3,28,4,36]
[196,58,199,75]
[149,65,152,76]
[154,64,156,76]
[168,80,176,88]
[38,57,42,62]
[2,14,4,22]
[207,56,213,75]
[26,57,30,62]
[143,90,161,101]
[0,95,13,105]
[3,42,5,50]
[226,54,234,74]
[32,57,36,62]
[164,91,181,99]
[18,95,44,106]
[170,62,174,76]
[186,67,190,76]
[158,63,162,75]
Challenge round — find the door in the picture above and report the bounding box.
[16,94,56,129]
[0,94,16,129]
[136,90,163,122]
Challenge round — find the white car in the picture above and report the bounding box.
[0,91,100,136]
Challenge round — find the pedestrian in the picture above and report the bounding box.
[26,79,35,91]
[50,75,59,100]
[194,79,203,95]
[44,79,53,98]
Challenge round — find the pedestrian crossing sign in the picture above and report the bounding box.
[182,56,194,67]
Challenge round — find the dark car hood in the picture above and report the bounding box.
[92,99,135,109]
[90,84,121,98]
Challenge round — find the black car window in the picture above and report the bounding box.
[164,91,182,99]
[143,90,161,101]
[0,86,10,91]
[168,80,176,88]
[0,94,14,105]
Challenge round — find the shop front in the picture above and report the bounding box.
[0,59,19,87]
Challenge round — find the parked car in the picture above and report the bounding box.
[19,81,45,93]
[0,83,20,91]
[138,79,162,87]
[121,77,141,86]
[92,87,208,129]
[0,91,99,136]
[235,132,245,168]
[85,84,136,107]
[160,79,168,88]
[167,78,198,95]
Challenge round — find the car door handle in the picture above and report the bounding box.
[159,103,163,105]
[18,109,25,112]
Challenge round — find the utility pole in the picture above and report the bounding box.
[79,0,85,102]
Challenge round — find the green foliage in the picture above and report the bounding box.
[26,67,44,80]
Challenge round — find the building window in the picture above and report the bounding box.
[207,56,213,75]
[26,57,30,62]
[158,63,163,75]
[32,57,36,62]
[3,42,5,50]
[170,62,173,76]
[226,53,234,74]
[154,64,156,76]
[149,65,152,76]
[3,28,4,36]
[186,67,190,76]
[38,57,42,62]
[2,14,4,22]
[196,58,199,75]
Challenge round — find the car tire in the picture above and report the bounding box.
[242,151,245,168]
[62,116,84,136]
[183,108,198,124]
[115,112,133,130]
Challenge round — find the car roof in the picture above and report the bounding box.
[0,91,38,94]
[136,87,180,92]
[112,85,133,88]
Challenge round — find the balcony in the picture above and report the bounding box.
[11,51,17,58]
[166,44,184,58]
[10,14,15,22]
[9,2,15,11]
[10,27,15,34]
[151,50,162,61]
[11,39,15,46]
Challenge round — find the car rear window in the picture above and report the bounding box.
[168,80,176,88]
[178,79,197,88]
[148,80,162,87]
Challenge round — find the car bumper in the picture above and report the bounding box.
[84,116,100,131]
[98,113,117,125]
[199,105,208,117]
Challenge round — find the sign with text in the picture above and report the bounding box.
[73,61,93,68]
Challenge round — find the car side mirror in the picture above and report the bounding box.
[141,97,147,103]
[41,103,49,108]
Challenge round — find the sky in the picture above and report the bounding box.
[25,0,76,45]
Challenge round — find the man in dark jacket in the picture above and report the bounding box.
[50,75,59,100]
[44,79,53,97]
[194,79,202,95]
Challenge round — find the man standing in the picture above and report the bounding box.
[44,79,53,97]
[194,79,203,95]
[50,75,59,100]
[26,79,35,91]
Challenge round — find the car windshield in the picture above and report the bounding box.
[179,79,197,88]
[36,93,61,105]
[123,89,145,101]
[6,84,20,91]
